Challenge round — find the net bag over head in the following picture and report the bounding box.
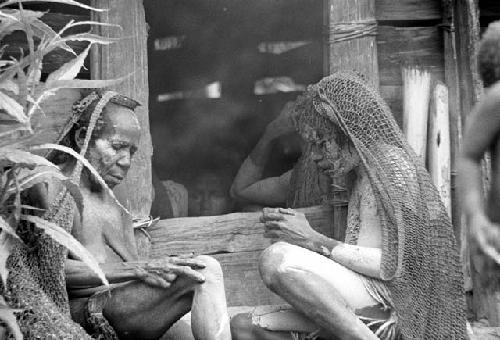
[305,72,466,339]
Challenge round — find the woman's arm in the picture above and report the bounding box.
[261,208,382,279]
[230,102,297,205]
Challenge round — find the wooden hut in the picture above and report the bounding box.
[4,0,499,335]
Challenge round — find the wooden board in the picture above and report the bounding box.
[91,0,153,218]
[402,67,432,160]
[377,26,444,87]
[380,85,403,126]
[213,251,285,306]
[427,81,451,217]
[325,0,378,261]
[375,0,441,21]
[147,205,334,258]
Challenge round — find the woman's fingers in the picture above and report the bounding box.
[169,257,206,269]
[169,264,206,283]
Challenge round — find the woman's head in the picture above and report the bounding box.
[292,88,360,177]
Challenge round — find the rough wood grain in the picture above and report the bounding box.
[325,0,378,253]
[325,0,379,87]
[91,0,153,218]
[377,26,444,87]
[213,251,285,306]
[428,81,451,217]
[375,0,441,21]
[402,67,431,160]
[147,205,333,258]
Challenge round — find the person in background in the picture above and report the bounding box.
[188,170,234,216]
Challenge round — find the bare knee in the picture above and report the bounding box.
[230,313,254,340]
[258,242,296,289]
[196,255,224,283]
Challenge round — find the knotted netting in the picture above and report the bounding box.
[297,72,466,339]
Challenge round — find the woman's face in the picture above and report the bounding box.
[310,137,360,177]
[188,173,233,216]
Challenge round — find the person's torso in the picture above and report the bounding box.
[345,169,382,248]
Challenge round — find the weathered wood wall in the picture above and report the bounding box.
[91,0,153,218]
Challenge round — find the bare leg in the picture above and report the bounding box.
[190,255,231,340]
[231,313,296,340]
[258,242,381,340]
[70,256,230,340]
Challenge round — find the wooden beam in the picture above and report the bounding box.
[147,205,334,258]
[325,0,379,86]
[324,0,379,243]
[375,0,441,21]
[213,251,285,306]
[377,26,444,87]
[91,0,153,217]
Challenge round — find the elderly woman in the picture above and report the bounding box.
[230,72,466,340]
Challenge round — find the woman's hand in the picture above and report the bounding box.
[135,256,206,289]
[261,207,339,253]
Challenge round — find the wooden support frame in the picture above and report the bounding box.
[90,0,153,217]
[323,0,379,242]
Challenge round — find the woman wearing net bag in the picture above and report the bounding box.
[230,72,466,340]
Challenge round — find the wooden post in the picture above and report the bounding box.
[324,0,379,241]
[402,66,432,161]
[428,81,452,217]
[90,0,153,218]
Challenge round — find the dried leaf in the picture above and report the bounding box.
[0,296,22,340]
[21,215,109,287]
[43,74,132,91]
[60,32,120,45]
[31,17,74,54]
[45,44,90,84]
[0,9,43,40]
[0,215,20,241]
[30,144,131,216]
[0,148,57,170]
[0,91,27,124]
[0,79,19,95]
[0,0,106,12]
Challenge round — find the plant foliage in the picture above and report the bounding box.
[0,1,127,338]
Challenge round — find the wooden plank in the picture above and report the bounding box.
[325,0,379,86]
[377,26,444,86]
[380,85,403,127]
[375,0,441,21]
[325,0,379,246]
[428,81,452,217]
[147,205,334,258]
[91,0,153,217]
[402,67,432,160]
[213,251,285,306]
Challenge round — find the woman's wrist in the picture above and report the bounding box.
[309,233,341,256]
